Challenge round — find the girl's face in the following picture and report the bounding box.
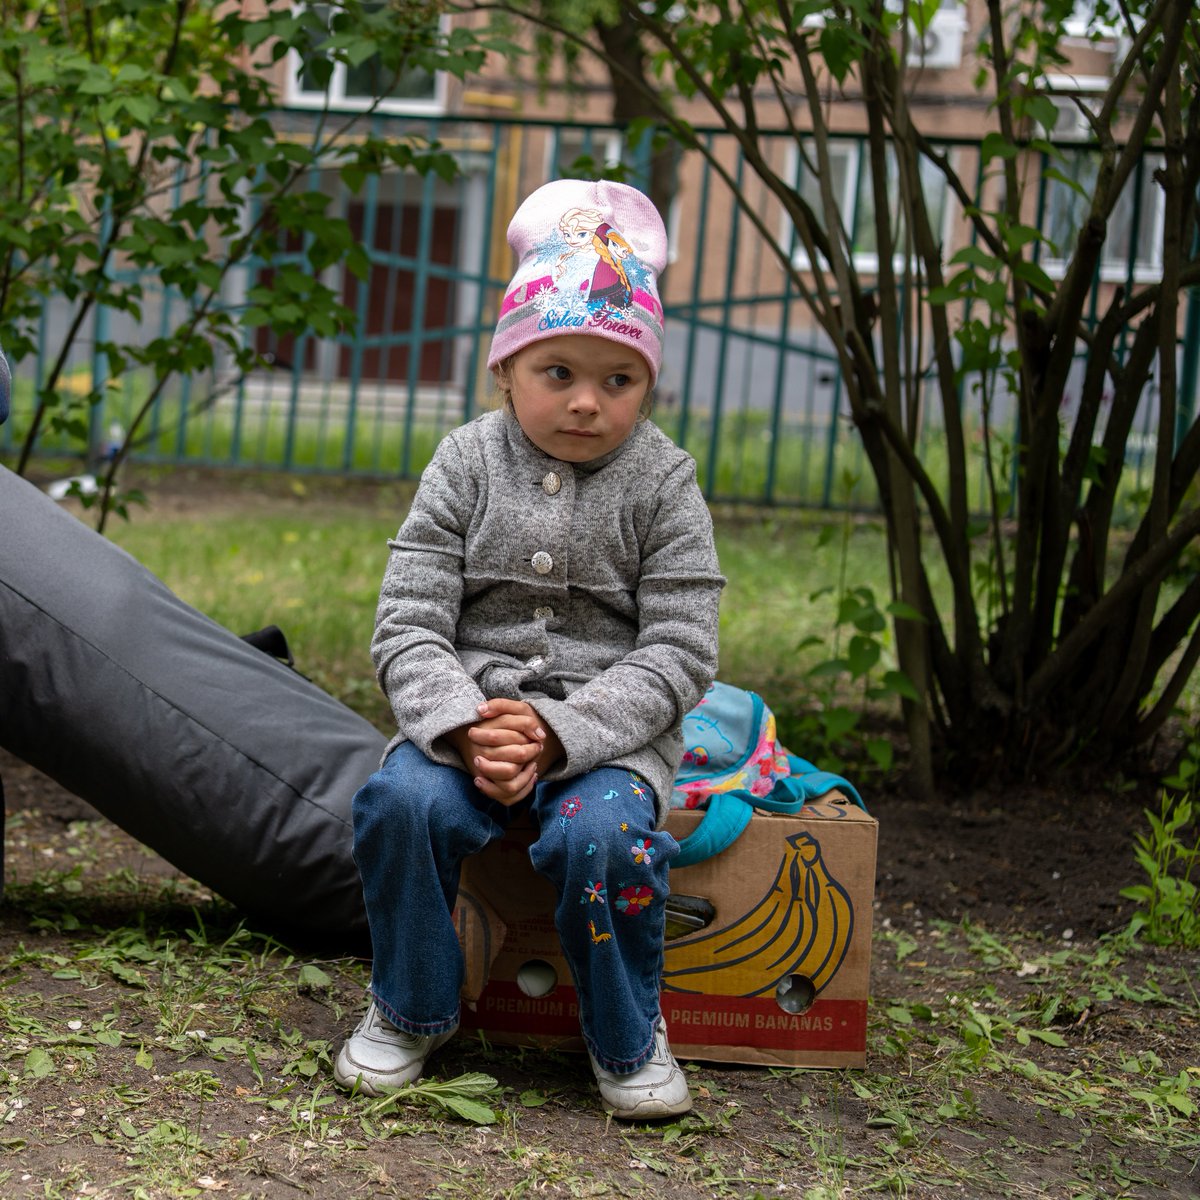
[609,236,631,261]
[506,335,651,463]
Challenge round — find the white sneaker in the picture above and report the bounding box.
[333,1000,458,1096]
[589,1018,693,1120]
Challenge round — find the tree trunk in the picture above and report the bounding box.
[592,19,678,224]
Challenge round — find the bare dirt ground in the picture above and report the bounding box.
[2,469,1198,1199]
[5,746,1197,1199]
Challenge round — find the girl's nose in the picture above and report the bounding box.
[567,383,601,413]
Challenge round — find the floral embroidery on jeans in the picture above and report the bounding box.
[616,885,653,914]
[589,920,612,943]
[559,795,582,831]
[630,838,655,864]
[581,880,607,905]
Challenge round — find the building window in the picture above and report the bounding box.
[1040,79,1163,283]
[1042,151,1163,283]
[287,3,446,113]
[1062,0,1123,41]
[788,139,951,274]
[905,0,967,70]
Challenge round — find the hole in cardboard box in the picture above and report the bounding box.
[775,974,816,1014]
[516,959,558,998]
[664,893,716,939]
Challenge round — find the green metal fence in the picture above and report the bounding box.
[2,110,1192,510]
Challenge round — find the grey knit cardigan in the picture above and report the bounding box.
[371,407,725,824]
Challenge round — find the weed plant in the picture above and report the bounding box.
[1121,737,1200,948]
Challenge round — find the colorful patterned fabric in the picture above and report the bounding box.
[671,682,791,810]
[669,682,867,867]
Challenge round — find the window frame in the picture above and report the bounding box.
[284,4,449,115]
[1039,76,1164,284]
[785,138,954,277]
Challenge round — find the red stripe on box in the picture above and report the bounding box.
[463,981,583,1037]
[461,981,866,1052]
[662,994,866,1051]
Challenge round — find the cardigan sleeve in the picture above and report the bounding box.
[530,456,724,779]
[371,435,487,761]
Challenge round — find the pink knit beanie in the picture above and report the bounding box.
[487,179,667,383]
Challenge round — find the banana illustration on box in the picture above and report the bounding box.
[662,831,854,996]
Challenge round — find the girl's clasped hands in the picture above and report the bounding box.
[445,699,564,805]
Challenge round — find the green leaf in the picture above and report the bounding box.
[886,601,926,623]
[927,283,962,305]
[818,23,857,84]
[978,278,1009,309]
[439,1095,498,1124]
[846,634,881,678]
[822,707,858,742]
[121,94,157,126]
[77,69,115,97]
[109,963,147,987]
[808,658,851,679]
[1043,166,1090,200]
[1023,1028,1068,1047]
[881,670,922,703]
[435,1072,500,1096]
[950,245,1002,271]
[1011,258,1056,295]
[24,1048,55,1079]
[297,964,333,991]
[1003,223,1044,253]
[980,131,1019,163]
[1025,93,1062,134]
[866,738,894,770]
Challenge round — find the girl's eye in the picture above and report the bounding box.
[546,365,572,382]
[606,373,631,388]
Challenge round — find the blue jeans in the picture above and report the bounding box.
[351,739,678,1073]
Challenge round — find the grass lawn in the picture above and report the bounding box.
[103,477,907,761]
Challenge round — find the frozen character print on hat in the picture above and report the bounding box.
[488,178,667,384]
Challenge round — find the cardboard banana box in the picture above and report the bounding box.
[453,795,877,1068]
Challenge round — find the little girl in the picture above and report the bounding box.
[334,179,724,1120]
